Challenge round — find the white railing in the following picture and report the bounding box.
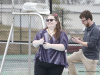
[0,0,50,75]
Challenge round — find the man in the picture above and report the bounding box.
[67,10,100,75]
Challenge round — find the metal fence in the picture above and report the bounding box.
[0,0,100,75]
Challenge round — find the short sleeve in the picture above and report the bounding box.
[60,31,68,50]
[33,30,43,41]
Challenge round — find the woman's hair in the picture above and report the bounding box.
[79,10,93,21]
[45,13,61,41]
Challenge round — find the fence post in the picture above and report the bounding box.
[0,1,2,24]
[62,9,64,29]
[20,9,22,54]
[49,0,52,14]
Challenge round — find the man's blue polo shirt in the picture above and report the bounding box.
[82,22,100,60]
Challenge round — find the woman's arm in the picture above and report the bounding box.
[33,38,44,48]
[43,42,65,51]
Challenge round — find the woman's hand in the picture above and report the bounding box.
[38,38,44,45]
[43,42,50,49]
[32,37,44,48]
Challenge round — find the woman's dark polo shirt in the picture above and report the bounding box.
[82,22,100,60]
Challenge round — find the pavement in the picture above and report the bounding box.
[0,54,100,75]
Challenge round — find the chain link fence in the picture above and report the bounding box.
[0,0,100,75]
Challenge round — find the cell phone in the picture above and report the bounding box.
[72,36,74,38]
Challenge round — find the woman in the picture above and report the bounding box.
[33,14,68,75]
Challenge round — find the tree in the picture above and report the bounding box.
[2,0,12,4]
[85,0,95,4]
[53,7,71,30]
[52,0,60,4]
[33,0,45,3]
[53,0,95,5]
[66,0,70,4]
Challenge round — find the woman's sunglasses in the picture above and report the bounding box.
[46,19,55,22]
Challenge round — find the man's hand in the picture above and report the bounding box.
[72,37,82,43]
[72,37,88,47]
[77,37,83,41]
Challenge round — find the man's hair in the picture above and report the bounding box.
[79,10,93,21]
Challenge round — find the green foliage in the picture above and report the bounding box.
[52,0,60,4]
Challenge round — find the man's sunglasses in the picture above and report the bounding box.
[46,19,55,22]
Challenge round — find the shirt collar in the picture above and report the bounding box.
[87,22,95,31]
